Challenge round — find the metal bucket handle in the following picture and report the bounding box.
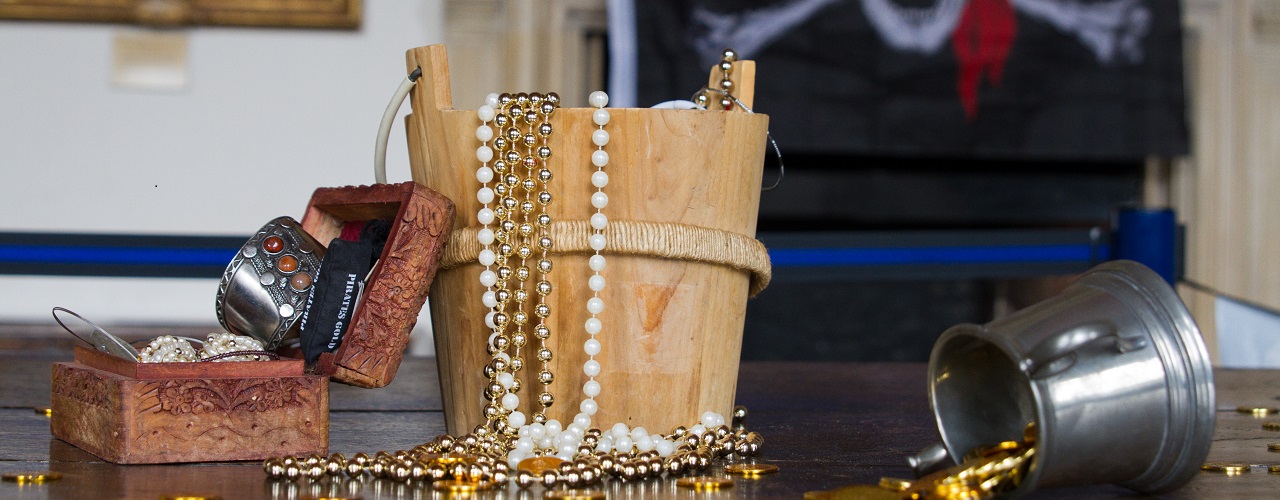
[1022,321,1149,380]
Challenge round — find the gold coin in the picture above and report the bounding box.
[1269,443,1280,452]
[676,476,734,491]
[1265,422,1280,431]
[1201,462,1250,474]
[159,497,222,500]
[432,479,493,493]
[544,489,606,500]
[2,471,62,484]
[965,440,1024,461]
[1238,406,1280,416]
[815,485,900,499]
[34,407,51,417]
[877,477,913,492]
[433,452,473,465]
[724,463,779,477]
[518,456,565,475]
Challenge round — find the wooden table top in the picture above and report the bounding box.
[1,349,1278,499]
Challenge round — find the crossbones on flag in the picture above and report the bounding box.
[633,0,1188,160]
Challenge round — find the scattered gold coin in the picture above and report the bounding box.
[1201,462,1250,474]
[518,456,565,475]
[2,471,62,484]
[724,463,779,477]
[877,476,913,492]
[159,496,222,500]
[1269,444,1280,452]
[676,476,734,491]
[1265,422,1280,431]
[33,407,51,417]
[804,484,899,499]
[544,489,605,499]
[1238,406,1280,416]
[1270,464,1280,474]
[431,479,493,493]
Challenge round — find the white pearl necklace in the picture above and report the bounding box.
[137,332,267,363]
[474,91,729,470]
[581,89,610,420]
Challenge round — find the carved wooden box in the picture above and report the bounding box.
[299,181,454,387]
[51,347,328,464]
[48,181,454,463]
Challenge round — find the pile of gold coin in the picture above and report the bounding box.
[902,443,1035,499]
[805,423,1037,500]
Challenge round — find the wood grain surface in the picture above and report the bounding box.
[3,350,1280,498]
[404,44,771,434]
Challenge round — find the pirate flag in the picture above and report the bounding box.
[634,0,1188,160]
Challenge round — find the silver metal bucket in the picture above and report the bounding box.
[920,260,1214,495]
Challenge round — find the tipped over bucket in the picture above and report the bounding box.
[923,260,1214,495]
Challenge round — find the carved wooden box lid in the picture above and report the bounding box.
[298,182,455,388]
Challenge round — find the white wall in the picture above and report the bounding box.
[0,2,443,353]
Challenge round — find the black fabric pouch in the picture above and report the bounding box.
[298,238,374,364]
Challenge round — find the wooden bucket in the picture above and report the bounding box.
[403,45,771,435]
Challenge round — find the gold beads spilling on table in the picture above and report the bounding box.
[263,414,772,495]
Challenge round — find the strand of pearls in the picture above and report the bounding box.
[473,91,733,473]
[581,90,610,421]
[474,97,509,428]
[138,333,268,363]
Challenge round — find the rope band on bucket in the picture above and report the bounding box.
[440,219,773,297]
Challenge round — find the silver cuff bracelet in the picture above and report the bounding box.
[216,216,325,349]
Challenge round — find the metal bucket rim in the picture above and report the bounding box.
[927,322,1048,489]
[1078,260,1216,493]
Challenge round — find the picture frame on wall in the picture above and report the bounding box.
[0,0,361,30]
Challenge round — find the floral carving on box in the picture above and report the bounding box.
[143,378,318,416]
[328,184,453,386]
[52,364,112,408]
